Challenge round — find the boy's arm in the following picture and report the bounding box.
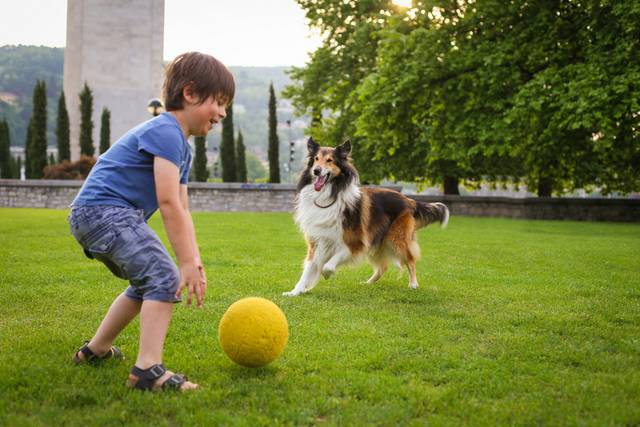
[154,156,205,306]
[180,184,207,290]
[179,184,201,264]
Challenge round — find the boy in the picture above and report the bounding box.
[68,52,234,391]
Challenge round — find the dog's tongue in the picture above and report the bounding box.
[314,175,328,192]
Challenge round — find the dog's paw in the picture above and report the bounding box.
[321,266,335,279]
[408,282,419,289]
[282,290,302,297]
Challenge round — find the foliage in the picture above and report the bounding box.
[56,90,70,161]
[284,0,394,184]
[220,103,236,182]
[235,130,247,183]
[79,83,94,157]
[245,151,268,182]
[1,209,639,425]
[99,107,110,154]
[0,118,11,178]
[0,47,310,173]
[288,0,640,196]
[193,135,208,182]
[268,82,280,183]
[25,80,47,179]
[42,155,96,180]
[0,45,63,147]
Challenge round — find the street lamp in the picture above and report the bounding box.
[286,120,295,180]
[147,98,164,117]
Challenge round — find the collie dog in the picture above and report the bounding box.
[283,138,449,296]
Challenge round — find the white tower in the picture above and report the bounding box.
[64,0,165,160]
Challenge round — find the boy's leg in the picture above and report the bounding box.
[79,292,141,358]
[133,300,198,390]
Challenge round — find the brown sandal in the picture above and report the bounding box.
[127,364,188,391]
[73,341,124,364]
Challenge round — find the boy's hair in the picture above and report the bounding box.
[163,52,235,111]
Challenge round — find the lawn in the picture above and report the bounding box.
[0,208,639,426]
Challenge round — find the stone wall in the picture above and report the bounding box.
[0,180,638,222]
[410,195,640,222]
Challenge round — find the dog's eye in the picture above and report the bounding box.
[315,156,319,161]
[327,159,333,163]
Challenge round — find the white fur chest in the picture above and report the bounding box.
[295,183,361,241]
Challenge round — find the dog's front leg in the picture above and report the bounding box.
[322,245,352,279]
[283,238,323,296]
[282,260,321,297]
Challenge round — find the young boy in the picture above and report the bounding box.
[68,52,234,391]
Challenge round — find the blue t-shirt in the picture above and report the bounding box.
[73,112,192,220]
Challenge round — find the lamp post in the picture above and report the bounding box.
[147,98,164,117]
[286,119,295,182]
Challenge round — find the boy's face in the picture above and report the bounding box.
[186,92,228,137]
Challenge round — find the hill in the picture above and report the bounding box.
[0,45,308,164]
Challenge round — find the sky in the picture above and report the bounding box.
[0,0,323,66]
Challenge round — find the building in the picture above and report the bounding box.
[64,0,165,160]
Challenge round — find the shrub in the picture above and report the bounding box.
[43,155,96,180]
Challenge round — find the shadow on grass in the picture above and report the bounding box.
[224,364,280,380]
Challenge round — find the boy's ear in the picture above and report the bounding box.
[307,137,320,154]
[335,140,351,158]
[182,83,197,105]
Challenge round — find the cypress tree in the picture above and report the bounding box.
[56,90,70,162]
[194,135,208,182]
[79,82,94,157]
[235,130,247,183]
[24,119,33,178]
[268,82,280,183]
[48,152,56,165]
[99,107,111,154]
[220,103,236,182]
[0,118,12,179]
[27,80,48,179]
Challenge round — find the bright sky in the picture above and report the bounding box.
[0,0,323,66]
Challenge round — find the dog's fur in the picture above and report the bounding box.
[283,138,449,296]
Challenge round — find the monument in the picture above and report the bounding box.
[63,0,165,160]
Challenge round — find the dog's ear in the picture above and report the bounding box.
[307,137,320,154]
[335,140,351,159]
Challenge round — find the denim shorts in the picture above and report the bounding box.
[68,205,181,303]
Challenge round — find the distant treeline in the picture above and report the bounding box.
[0,45,308,160]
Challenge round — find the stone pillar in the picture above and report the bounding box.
[63,0,165,161]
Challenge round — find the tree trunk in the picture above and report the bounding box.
[537,177,553,197]
[443,176,460,195]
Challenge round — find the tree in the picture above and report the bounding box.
[284,0,392,183]
[26,80,47,179]
[23,119,33,177]
[99,107,111,154]
[246,152,268,182]
[289,0,640,196]
[0,118,12,178]
[220,103,236,182]
[193,135,208,182]
[79,82,94,157]
[13,156,22,179]
[268,82,280,183]
[235,130,247,183]
[56,90,70,162]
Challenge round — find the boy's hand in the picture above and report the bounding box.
[176,261,206,307]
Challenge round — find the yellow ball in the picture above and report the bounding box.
[218,297,289,367]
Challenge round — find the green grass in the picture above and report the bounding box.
[0,208,639,426]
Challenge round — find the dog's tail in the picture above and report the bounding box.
[413,201,449,229]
